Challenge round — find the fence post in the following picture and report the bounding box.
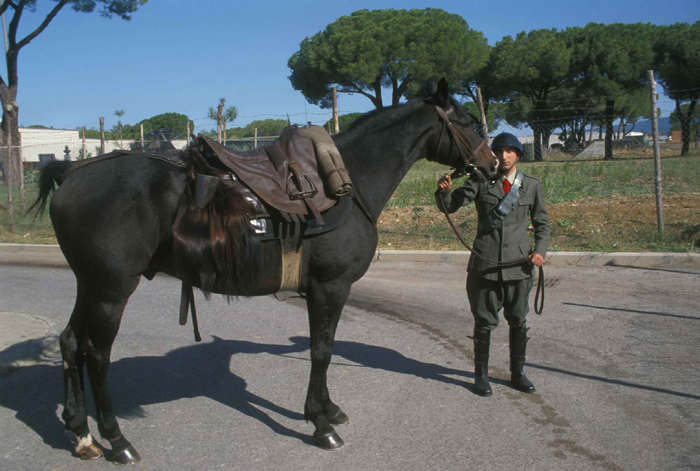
[99,117,105,155]
[647,70,664,235]
[332,86,339,134]
[476,85,489,138]
[217,103,223,144]
[82,127,86,160]
[5,112,15,232]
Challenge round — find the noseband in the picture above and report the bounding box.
[432,105,487,178]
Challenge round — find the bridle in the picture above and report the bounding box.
[431,105,489,179]
[431,104,545,314]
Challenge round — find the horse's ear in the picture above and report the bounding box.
[436,78,450,106]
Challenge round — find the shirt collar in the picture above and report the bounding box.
[499,166,517,185]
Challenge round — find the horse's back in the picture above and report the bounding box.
[50,155,186,280]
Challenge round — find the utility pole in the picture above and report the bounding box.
[82,127,86,159]
[99,117,105,154]
[332,86,339,134]
[648,70,664,235]
[140,124,144,149]
[475,85,489,138]
[217,103,223,144]
[5,112,15,232]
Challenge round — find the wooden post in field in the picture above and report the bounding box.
[5,112,15,232]
[18,133,24,209]
[476,85,489,138]
[648,70,664,235]
[332,86,339,134]
[99,117,105,154]
[254,127,258,148]
[82,127,86,160]
[140,124,144,149]
[217,103,223,144]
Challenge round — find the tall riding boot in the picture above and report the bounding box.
[473,328,493,397]
[509,325,536,393]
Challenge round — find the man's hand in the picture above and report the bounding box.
[529,253,545,267]
[437,173,452,193]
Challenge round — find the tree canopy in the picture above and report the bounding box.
[323,112,364,133]
[654,21,700,155]
[228,119,289,138]
[486,28,574,160]
[288,8,489,109]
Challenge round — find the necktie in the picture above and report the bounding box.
[503,178,511,194]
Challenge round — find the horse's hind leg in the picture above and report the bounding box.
[304,279,351,450]
[83,275,142,464]
[61,276,141,463]
[60,287,102,460]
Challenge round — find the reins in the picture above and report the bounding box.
[433,105,545,315]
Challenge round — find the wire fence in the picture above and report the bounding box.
[2,85,699,250]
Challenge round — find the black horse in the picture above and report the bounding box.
[32,79,497,463]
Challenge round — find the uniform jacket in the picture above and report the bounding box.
[436,172,551,281]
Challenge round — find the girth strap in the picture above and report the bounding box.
[180,283,202,342]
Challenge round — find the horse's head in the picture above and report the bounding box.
[424,78,498,183]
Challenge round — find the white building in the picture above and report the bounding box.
[8,127,187,165]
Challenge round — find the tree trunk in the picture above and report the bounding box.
[372,77,383,109]
[0,85,21,186]
[679,100,697,156]
[475,85,489,138]
[604,100,615,160]
[533,126,543,161]
[541,128,552,160]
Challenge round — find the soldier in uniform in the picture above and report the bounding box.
[436,132,550,397]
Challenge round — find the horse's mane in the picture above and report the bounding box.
[170,148,261,297]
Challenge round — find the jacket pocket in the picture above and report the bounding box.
[519,240,531,255]
[518,196,533,219]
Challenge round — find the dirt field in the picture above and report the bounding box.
[377,193,700,252]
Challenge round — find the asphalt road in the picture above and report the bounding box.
[1,262,699,471]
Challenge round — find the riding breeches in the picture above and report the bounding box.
[466,271,535,331]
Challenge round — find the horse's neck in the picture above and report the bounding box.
[335,116,431,220]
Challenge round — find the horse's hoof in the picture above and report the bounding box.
[110,445,141,465]
[77,443,103,460]
[327,410,349,426]
[314,431,345,450]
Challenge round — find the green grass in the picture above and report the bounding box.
[0,186,57,244]
[390,155,700,208]
[3,153,700,252]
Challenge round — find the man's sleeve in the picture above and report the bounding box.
[435,180,479,214]
[531,180,551,257]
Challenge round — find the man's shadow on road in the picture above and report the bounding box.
[0,334,470,454]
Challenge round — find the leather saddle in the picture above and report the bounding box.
[194,127,339,225]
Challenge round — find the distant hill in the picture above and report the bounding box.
[625,117,671,135]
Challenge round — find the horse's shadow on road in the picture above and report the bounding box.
[0,335,468,452]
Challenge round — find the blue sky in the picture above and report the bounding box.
[11,0,700,133]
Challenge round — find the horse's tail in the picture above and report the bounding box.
[28,160,75,216]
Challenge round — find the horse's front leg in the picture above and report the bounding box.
[304,279,351,450]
